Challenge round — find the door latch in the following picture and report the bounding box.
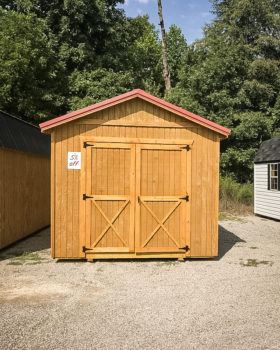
[83,194,93,200]
[180,145,191,151]
[179,195,189,201]
[83,141,94,148]
[179,245,189,252]
[82,246,94,253]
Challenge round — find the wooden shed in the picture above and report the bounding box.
[40,89,231,260]
[254,136,280,220]
[0,111,50,249]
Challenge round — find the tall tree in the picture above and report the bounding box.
[157,0,171,91]
[167,0,280,182]
[166,25,188,88]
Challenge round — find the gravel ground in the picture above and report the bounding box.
[0,215,280,350]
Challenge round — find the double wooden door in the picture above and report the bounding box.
[83,141,190,256]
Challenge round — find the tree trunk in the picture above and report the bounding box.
[157,0,171,91]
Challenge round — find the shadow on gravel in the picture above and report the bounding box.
[218,225,245,260]
[0,225,244,263]
[56,225,245,264]
[0,227,50,261]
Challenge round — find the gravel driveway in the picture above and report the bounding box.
[0,215,280,350]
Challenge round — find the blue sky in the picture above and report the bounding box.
[118,0,215,43]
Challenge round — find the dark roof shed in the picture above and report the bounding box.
[0,111,50,156]
[254,136,280,163]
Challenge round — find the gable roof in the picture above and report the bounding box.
[254,136,280,163]
[39,89,231,137]
[0,110,50,156]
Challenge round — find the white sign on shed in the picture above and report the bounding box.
[68,152,81,169]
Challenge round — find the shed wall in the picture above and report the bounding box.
[254,163,280,220]
[0,147,50,249]
[51,98,220,258]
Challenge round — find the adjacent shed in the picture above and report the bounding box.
[40,89,231,260]
[254,136,280,220]
[0,111,51,249]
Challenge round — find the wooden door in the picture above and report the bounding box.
[84,142,135,253]
[135,144,190,255]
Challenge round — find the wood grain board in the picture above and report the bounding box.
[0,148,50,249]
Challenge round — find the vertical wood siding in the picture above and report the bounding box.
[254,163,280,220]
[52,98,220,258]
[0,147,50,249]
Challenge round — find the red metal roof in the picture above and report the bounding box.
[40,89,231,136]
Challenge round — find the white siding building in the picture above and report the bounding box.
[254,136,280,220]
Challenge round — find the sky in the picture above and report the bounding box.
[118,0,215,43]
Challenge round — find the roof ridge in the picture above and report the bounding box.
[0,110,39,129]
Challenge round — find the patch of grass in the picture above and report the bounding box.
[220,176,253,216]
[240,259,273,267]
[26,262,42,265]
[8,251,47,265]
[219,212,244,221]
[7,261,23,266]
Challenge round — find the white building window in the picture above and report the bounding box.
[270,163,278,190]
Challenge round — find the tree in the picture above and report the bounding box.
[167,0,280,182]
[0,0,127,71]
[0,1,163,119]
[157,0,171,91]
[68,69,134,111]
[0,8,62,123]
[166,25,188,88]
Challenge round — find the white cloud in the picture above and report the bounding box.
[124,0,129,4]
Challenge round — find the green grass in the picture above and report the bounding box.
[240,259,273,267]
[219,212,244,221]
[7,251,48,265]
[219,176,253,215]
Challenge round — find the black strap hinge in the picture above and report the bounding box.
[82,246,93,253]
[179,195,189,201]
[179,245,189,252]
[83,193,93,200]
[83,141,94,148]
[181,145,191,151]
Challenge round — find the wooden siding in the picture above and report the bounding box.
[254,164,280,220]
[52,98,220,258]
[0,147,50,249]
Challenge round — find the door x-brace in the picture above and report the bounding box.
[90,199,130,247]
[139,197,181,248]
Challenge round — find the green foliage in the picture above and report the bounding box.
[0,2,164,122]
[167,0,280,182]
[68,69,134,111]
[220,176,253,206]
[0,0,127,70]
[124,16,162,93]
[166,25,188,87]
[0,8,62,122]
